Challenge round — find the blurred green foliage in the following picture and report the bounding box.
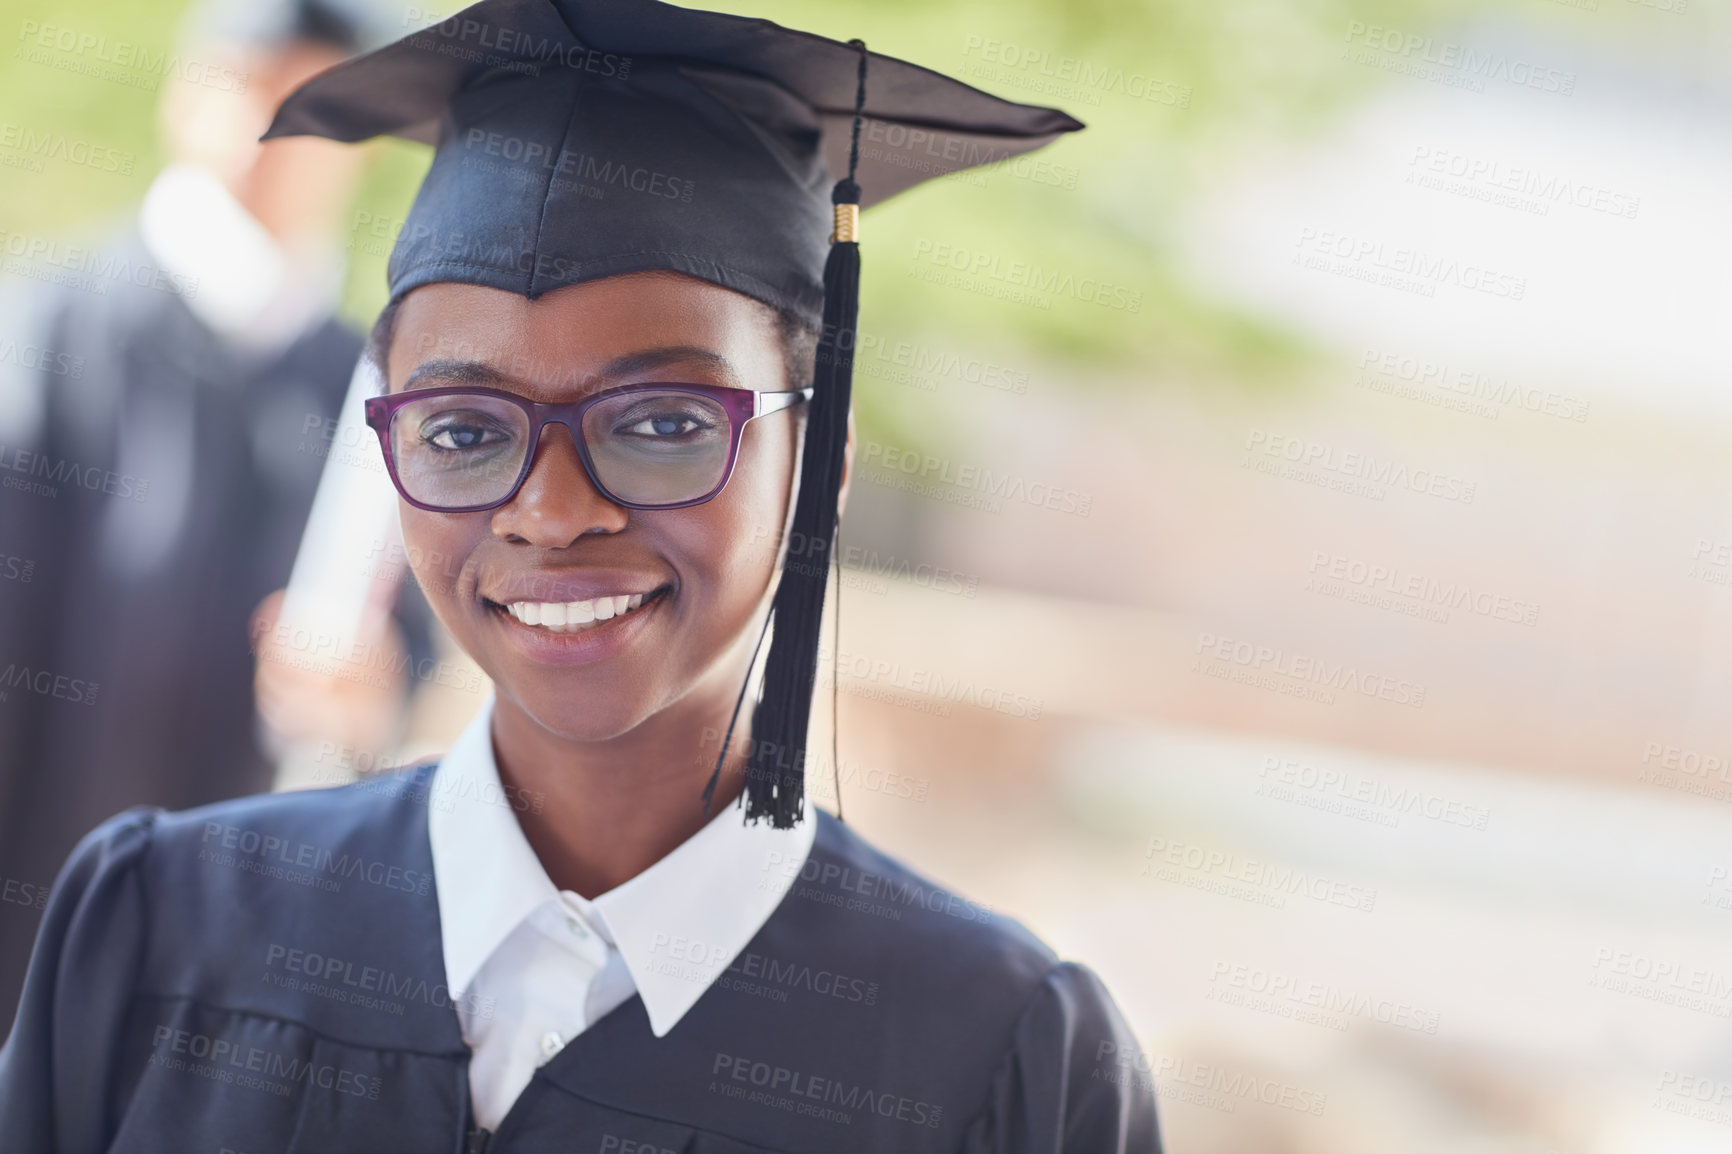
[3,0,1580,399]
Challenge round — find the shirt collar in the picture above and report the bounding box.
[427,694,817,1037]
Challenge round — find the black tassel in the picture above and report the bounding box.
[742,197,858,827]
[739,43,868,828]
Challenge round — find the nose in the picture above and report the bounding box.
[489,420,628,546]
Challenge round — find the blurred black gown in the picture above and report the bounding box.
[0,231,363,1036]
[0,772,1162,1152]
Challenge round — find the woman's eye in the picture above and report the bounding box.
[423,419,507,450]
[619,413,709,437]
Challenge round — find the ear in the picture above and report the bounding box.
[835,408,857,520]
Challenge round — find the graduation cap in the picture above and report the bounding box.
[264,0,1082,827]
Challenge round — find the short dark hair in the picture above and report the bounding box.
[365,291,819,390]
[363,293,403,383]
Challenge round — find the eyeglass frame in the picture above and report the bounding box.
[362,382,814,513]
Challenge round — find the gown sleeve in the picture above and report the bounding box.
[958,961,1162,1154]
[0,808,156,1154]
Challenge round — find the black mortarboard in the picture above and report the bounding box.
[264,0,1082,827]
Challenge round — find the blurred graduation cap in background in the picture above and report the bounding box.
[184,0,408,55]
[264,0,1083,826]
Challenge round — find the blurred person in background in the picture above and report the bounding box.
[0,0,410,1034]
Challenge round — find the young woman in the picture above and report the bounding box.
[0,0,1160,1150]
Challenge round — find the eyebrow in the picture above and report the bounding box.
[402,345,742,392]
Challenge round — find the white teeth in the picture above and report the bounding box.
[505,593,653,633]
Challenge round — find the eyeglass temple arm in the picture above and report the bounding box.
[753,387,815,418]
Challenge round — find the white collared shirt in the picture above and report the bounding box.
[426,695,817,1131]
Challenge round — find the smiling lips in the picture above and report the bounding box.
[505,593,647,633]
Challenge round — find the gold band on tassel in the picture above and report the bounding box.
[830,203,859,244]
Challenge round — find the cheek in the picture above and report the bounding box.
[398,506,480,612]
[724,418,799,578]
[665,418,795,604]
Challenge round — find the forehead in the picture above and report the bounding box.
[388,273,783,395]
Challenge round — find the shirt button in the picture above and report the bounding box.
[566,915,589,939]
[540,1031,564,1059]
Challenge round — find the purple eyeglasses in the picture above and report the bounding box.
[363,383,812,513]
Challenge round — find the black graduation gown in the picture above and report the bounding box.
[0,230,430,1036]
[0,766,1161,1153]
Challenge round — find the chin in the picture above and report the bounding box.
[514,697,644,747]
